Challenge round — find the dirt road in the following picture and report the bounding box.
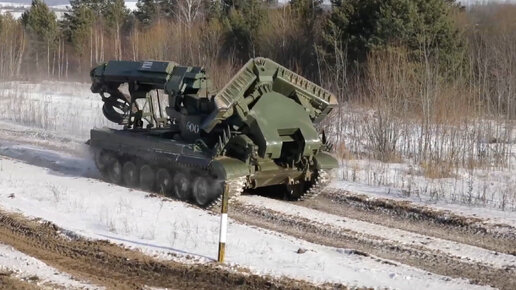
[0,210,327,290]
[0,272,37,290]
[229,195,516,289]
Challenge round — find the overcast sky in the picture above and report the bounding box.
[2,0,516,8]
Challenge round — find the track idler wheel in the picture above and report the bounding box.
[95,150,113,174]
[139,165,155,191]
[156,168,173,195]
[173,172,191,201]
[95,150,122,184]
[122,161,139,187]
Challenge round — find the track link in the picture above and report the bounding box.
[207,176,247,210]
[298,169,331,201]
[95,149,333,209]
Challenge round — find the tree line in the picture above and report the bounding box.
[1,0,515,118]
[0,0,463,79]
[1,0,515,171]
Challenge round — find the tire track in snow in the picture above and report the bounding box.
[230,196,516,290]
[305,188,516,255]
[0,210,323,290]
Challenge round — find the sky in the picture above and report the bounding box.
[1,0,516,8]
[2,0,67,5]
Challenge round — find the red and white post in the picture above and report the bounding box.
[218,184,229,263]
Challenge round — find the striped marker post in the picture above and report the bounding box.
[218,183,230,263]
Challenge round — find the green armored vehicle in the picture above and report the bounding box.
[89,57,338,208]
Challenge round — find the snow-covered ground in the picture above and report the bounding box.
[0,81,115,139]
[0,81,514,288]
[240,195,516,269]
[0,242,100,289]
[1,0,515,20]
[0,1,67,19]
[0,154,490,289]
[329,103,516,211]
[1,81,514,216]
[330,180,516,228]
[337,157,516,211]
[4,80,513,212]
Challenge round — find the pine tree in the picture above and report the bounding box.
[288,0,323,73]
[220,0,266,60]
[64,0,104,68]
[322,0,466,73]
[21,0,58,76]
[156,0,177,19]
[69,5,94,62]
[103,0,129,60]
[134,0,160,25]
[290,0,323,27]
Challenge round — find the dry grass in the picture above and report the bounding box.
[335,142,354,161]
[420,160,455,179]
[322,9,516,209]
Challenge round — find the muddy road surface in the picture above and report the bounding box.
[229,195,516,290]
[0,211,327,290]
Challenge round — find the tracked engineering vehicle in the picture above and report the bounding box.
[89,57,338,208]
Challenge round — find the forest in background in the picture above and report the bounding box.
[1,0,516,179]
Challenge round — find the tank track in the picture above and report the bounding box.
[94,148,248,208]
[206,176,247,211]
[207,169,331,209]
[297,169,331,201]
[95,147,330,208]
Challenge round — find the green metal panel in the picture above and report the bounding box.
[247,91,320,159]
[201,57,338,132]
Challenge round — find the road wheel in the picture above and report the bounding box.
[156,168,173,195]
[139,165,155,191]
[173,172,191,200]
[108,159,123,184]
[122,161,139,187]
[192,176,218,207]
[95,150,113,174]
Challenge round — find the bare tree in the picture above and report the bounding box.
[175,0,203,26]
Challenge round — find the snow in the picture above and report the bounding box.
[0,82,116,139]
[0,0,145,19]
[0,2,29,8]
[332,104,516,211]
[0,80,512,288]
[1,80,514,216]
[0,155,489,289]
[464,0,516,4]
[0,242,101,289]
[0,2,68,19]
[331,180,516,228]
[1,0,515,20]
[239,195,516,270]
